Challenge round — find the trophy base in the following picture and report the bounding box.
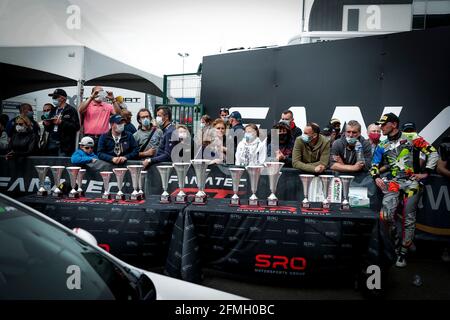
[68,192,80,199]
[248,198,259,206]
[229,198,240,206]
[130,194,143,201]
[267,199,278,207]
[77,191,85,197]
[52,191,63,198]
[322,202,330,210]
[37,191,48,196]
[160,195,171,203]
[175,194,188,204]
[301,202,310,209]
[115,194,126,201]
[193,196,207,205]
[341,204,351,211]
[102,194,112,200]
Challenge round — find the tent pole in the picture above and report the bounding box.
[75,79,85,146]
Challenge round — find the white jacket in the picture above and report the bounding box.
[235,137,267,166]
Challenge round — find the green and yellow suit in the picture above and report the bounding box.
[370,131,438,251]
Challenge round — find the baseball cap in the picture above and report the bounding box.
[330,118,341,125]
[401,122,416,132]
[79,136,94,147]
[229,111,242,121]
[48,89,67,98]
[109,114,125,124]
[376,112,400,125]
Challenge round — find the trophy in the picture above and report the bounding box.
[299,174,314,208]
[50,166,65,197]
[319,175,334,209]
[173,162,191,203]
[246,165,264,206]
[191,159,211,205]
[66,167,81,198]
[229,168,245,206]
[112,168,128,200]
[76,169,86,197]
[100,171,113,199]
[139,170,147,200]
[35,165,50,196]
[127,165,144,201]
[340,175,355,211]
[157,165,173,203]
[264,162,284,206]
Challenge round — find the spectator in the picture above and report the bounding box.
[6,115,38,160]
[38,103,54,153]
[0,114,9,154]
[229,111,244,132]
[6,103,40,137]
[114,96,128,110]
[78,86,121,152]
[329,120,372,173]
[142,105,176,167]
[195,114,213,153]
[292,122,330,174]
[322,118,342,144]
[219,107,230,124]
[97,115,139,164]
[367,123,382,155]
[268,122,294,167]
[134,108,163,159]
[44,89,81,156]
[121,109,137,134]
[206,118,227,164]
[71,136,99,165]
[437,136,450,179]
[280,110,302,140]
[235,123,267,166]
[172,124,192,161]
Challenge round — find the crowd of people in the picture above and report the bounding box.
[1,87,449,268]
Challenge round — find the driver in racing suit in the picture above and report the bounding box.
[370,113,438,267]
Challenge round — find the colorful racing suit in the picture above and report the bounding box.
[370,131,438,250]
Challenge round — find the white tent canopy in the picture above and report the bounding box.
[0,45,163,101]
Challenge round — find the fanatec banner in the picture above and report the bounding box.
[201,26,450,145]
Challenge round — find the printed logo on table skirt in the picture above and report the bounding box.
[255,254,307,275]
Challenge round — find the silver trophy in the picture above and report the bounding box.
[139,170,147,200]
[50,166,65,197]
[112,168,128,200]
[299,174,315,208]
[246,165,264,206]
[340,175,355,211]
[229,168,245,206]
[35,165,50,196]
[173,162,191,203]
[66,167,81,198]
[191,159,211,205]
[264,162,285,206]
[127,165,144,201]
[319,175,334,209]
[100,171,113,199]
[76,169,86,197]
[157,165,173,203]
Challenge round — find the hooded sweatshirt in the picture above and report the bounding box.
[292,134,330,173]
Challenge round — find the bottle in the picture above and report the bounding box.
[355,141,364,163]
[44,176,52,192]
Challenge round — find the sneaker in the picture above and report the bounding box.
[396,254,407,268]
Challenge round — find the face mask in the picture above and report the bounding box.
[115,123,125,133]
[16,125,27,133]
[200,123,205,129]
[244,132,255,142]
[42,112,51,119]
[156,116,164,126]
[223,116,229,124]
[368,132,381,143]
[52,99,59,106]
[27,111,34,120]
[404,132,418,141]
[280,120,290,126]
[301,134,312,144]
[142,118,151,127]
[346,136,358,145]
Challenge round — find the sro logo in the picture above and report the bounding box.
[255,254,307,270]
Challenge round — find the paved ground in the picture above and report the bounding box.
[191,241,450,300]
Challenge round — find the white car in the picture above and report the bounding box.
[0,193,246,300]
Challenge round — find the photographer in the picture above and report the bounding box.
[437,136,450,179]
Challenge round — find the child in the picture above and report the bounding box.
[71,136,99,165]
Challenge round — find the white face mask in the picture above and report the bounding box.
[115,123,125,133]
[16,125,27,133]
[156,116,164,126]
[244,132,256,142]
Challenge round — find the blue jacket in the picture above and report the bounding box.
[97,130,139,162]
[151,123,178,164]
[71,149,99,165]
